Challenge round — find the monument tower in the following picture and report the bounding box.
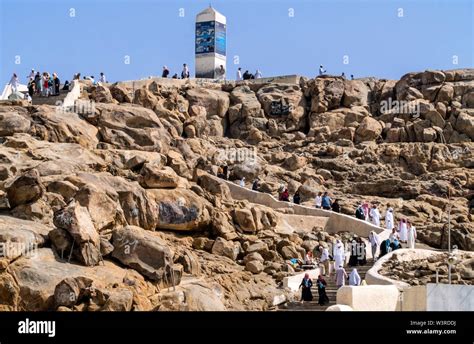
[195,6,226,79]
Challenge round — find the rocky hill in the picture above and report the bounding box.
[0,68,472,311]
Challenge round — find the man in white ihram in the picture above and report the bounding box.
[236,67,242,81]
[8,73,19,93]
[333,240,345,269]
[370,204,381,227]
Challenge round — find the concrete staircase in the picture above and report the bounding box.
[279,262,374,311]
[32,89,69,106]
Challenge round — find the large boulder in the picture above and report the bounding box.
[343,80,369,107]
[256,84,307,133]
[0,111,31,136]
[211,237,239,260]
[111,226,176,284]
[186,88,230,118]
[355,117,383,143]
[6,169,45,208]
[0,216,51,264]
[53,201,101,266]
[1,248,146,311]
[90,103,172,153]
[140,163,180,189]
[306,77,345,113]
[147,188,212,231]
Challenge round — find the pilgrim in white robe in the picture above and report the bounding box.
[385,210,394,230]
[349,269,361,286]
[399,222,408,242]
[407,225,417,249]
[370,208,381,227]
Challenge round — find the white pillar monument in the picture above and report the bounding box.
[195,6,226,79]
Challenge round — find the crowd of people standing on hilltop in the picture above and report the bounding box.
[159,64,262,81]
[8,69,109,100]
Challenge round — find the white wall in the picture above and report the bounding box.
[426,284,474,311]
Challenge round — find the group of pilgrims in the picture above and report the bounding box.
[298,204,418,303]
[298,240,368,304]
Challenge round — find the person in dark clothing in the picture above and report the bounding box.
[243,70,251,80]
[222,165,228,180]
[27,80,35,97]
[357,237,367,266]
[293,191,301,204]
[331,199,341,213]
[355,205,365,220]
[34,72,41,95]
[162,66,170,78]
[379,239,390,257]
[316,275,329,306]
[62,80,70,91]
[172,73,178,79]
[348,239,359,267]
[53,73,60,96]
[299,273,313,302]
[252,179,259,191]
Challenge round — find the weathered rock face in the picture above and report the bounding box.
[6,169,45,208]
[90,103,172,152]
[256,84,307,134]
[0,69,473,312]
[53,201,101,266]
[186,88,230,119]
[111,226,176,284]
[0,111,31,136]
[147,188,212,231]
[0,216,51,264]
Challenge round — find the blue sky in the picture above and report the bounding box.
[0,0,472,85]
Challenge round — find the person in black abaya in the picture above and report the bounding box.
[299,273,313,302]
[316,275,329,306]
[348,238,358,267]
[357,237,367,266]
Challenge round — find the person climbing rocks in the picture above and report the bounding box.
[331,199,341,213]
[299,273,313,302]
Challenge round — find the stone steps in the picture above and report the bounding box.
[279,262,374,311]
